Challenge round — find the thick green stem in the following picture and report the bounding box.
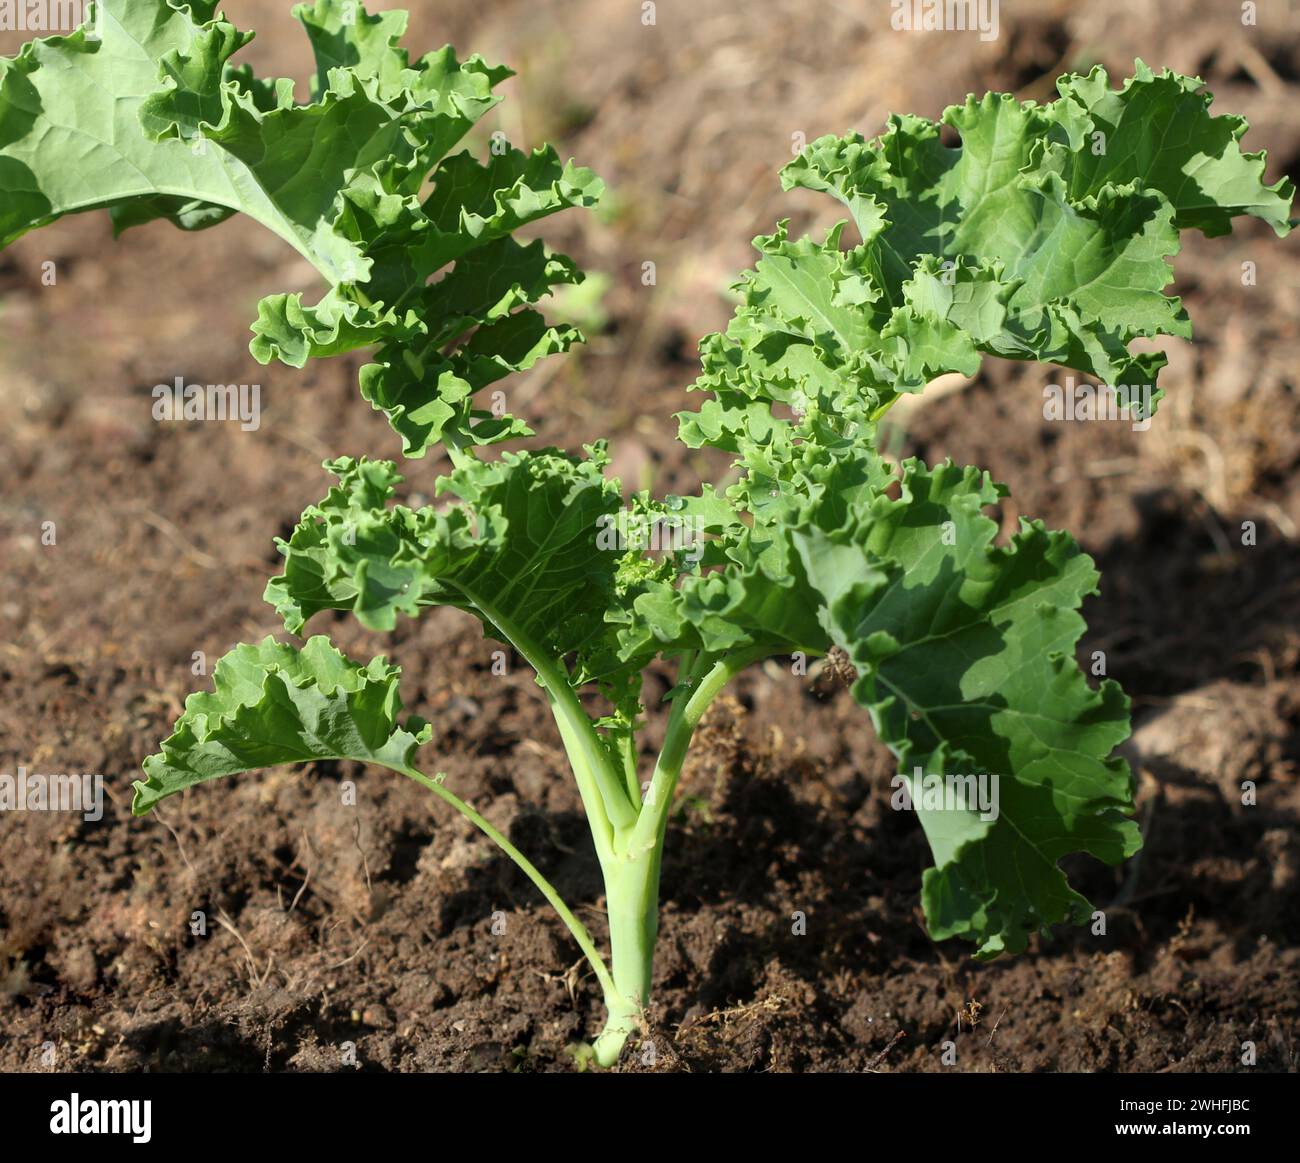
[447,585,660,1065]
[589,646,772,1066]
[590,843,660,1067]
[426,588,778,1065]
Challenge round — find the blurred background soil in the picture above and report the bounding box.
[0,0,1297,1071]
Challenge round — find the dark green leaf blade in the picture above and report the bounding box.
[793,458,1141,957]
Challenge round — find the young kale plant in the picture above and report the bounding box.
[3,1,1292,1066]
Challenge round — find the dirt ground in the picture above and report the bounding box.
[1,0,1297,1072]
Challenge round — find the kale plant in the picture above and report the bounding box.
[2,0,1291,1066]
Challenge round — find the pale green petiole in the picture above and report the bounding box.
[396,763,619,1002]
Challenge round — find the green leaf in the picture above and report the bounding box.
[683,222,920,434]
[263,456,438,632]
[265,449,628,665]
[682,66,1291,459]
[792,456,1141,957]
[294,0,418,100]
[613,504,830,659]
[0,0,601,457]
[133,636,430,814]
[2,1,372,278]
[718,65,1294,425]
[1052,61,1295,237]
[667,64,1291,958]
[264,449,653,778]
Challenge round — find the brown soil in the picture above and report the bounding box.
[1,0,1298,1072]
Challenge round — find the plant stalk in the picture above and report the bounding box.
[454,584,638,862]
[589,646,771,1066]
[591,845,661,1067]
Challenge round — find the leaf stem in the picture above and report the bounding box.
[629,645,771,855]
[441,427,474,471]
[617,729,640,806]
[455,585,639,860]
[397,763,618,1000]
